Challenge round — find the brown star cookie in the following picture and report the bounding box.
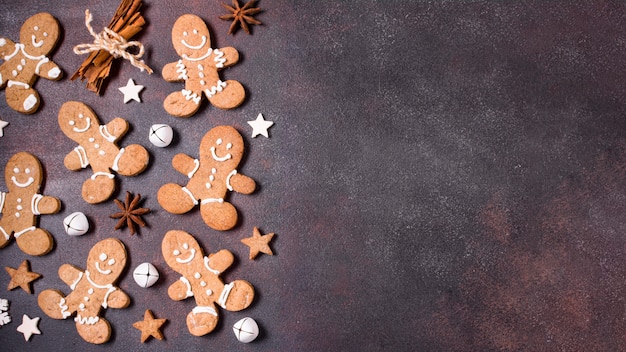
[5,260,41,294]
[241,227,275,260]
[133,309,166,343]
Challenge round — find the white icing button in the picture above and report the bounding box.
[233,317,259,343]
[89,138,95,142]
[88,288,94,294]
[148,124,174,148]
[194,272,201,279]
[17,198,22,203]
[205,183,211,189]
[206,289,212,296]
[200,281,207,287]
[94,144,99,149]
[63,212,89,236]
[211,168,216,174]
[209,175,215,181]
[16,205,22,210]
[12,70,17,76]
[84,297,89,302]
[17,65,23,70]
[79,303,85,310]
[15,212,20,218]
[98,151,105,156]
[133,262,160,288]
[21,59,26,65]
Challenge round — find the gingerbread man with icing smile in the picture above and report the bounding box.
[58,101,149,204]
[0,13,62,114]
[0,152,60,256]
[38,238,130,344]
[158,125,255,231]
[162,230,254,336]
[162,14,245,118]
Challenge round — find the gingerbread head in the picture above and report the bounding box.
[157,126,255,231]
[38,238,130,344]
[0,12,62,114]
[20,13,60,56]
[0,152,60,255]
[162,14,245,117]
[162,230,254,336]
[58,101,149,204]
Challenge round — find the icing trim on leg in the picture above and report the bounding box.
[192,305,218,316]
[181,89,201,104]
[204,80,227,98]
[111,148,125,172]
[90,172,115,180]
[181,187,199,206]
[13,226,35,239]
[201,197,224,205]
[218,282,234,309]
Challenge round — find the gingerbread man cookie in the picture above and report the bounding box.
[0,152,60,256]
[162,14,245,118]
[158,125,255,231]
[162,230,254,336]
[38,238,130,344]
[58,101,149,204]
[0,13,62,114]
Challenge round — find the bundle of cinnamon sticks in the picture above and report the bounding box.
[71,0,148,95]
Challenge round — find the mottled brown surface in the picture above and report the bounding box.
[1,1,626,351]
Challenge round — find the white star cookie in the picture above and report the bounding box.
[16,314,41,341]
[247,113,273,138]
[118,78,144,103]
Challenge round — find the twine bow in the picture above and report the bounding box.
[73,9,153,74]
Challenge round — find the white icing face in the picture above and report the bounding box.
[173,242,196,264]
[11,166,35,188]
[95,252,116,275]
[31,25,47,48]
[181,29,207,50]
[69,113,91,133]
[210,138,233,162]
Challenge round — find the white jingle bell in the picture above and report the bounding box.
[133,262,160,288]
[149,124,174,147]
[233,317,259,343]
[63,212,89,236]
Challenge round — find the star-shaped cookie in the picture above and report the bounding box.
[241,227,275,259]
[247,113,274,138]
[118,78,144,103]
[133,309,167,343]
[5,260,41,294]
[16,314,41,341]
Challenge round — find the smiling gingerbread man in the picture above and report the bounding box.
[58,101,149,204]
[38,238,130,344]
[0,12,62,114]
[162,230,254,336]
[158,125,255,231]
[0,152,60,256]
[162,14,245,118]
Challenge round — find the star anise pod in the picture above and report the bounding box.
[110,191,150,235]
[219,0,262,35]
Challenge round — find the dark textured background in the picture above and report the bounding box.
[1,0,626,351]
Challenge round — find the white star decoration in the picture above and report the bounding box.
[0,119,8,137]
[16,314,41,341]
[118,78,144,103]
[247,113,274,138]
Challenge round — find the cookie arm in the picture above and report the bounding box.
[172,153,199,177]
[205,249,235,274]
[107,289,130,309]
[103,118,129,140]
[33,195,61,215]
[36,59,62,81]
[0,38,16,58]
[168,277,192,301]
[58,264,84,288]
[162,61,184,82]
[227,172,256,195]
[217,47,239,67]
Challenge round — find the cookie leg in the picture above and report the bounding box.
[200,200,238,231]
[82,174,116,204]
[113,145,149,176]
[15,227,53,256]
[207,80,245,110]
[38,289,70,319]
[0,224,12,248]
[76,317,111,344]
[5,83,40,114]
[186,307,219,336]
[164,90,202,118]
[157,184,197,214]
